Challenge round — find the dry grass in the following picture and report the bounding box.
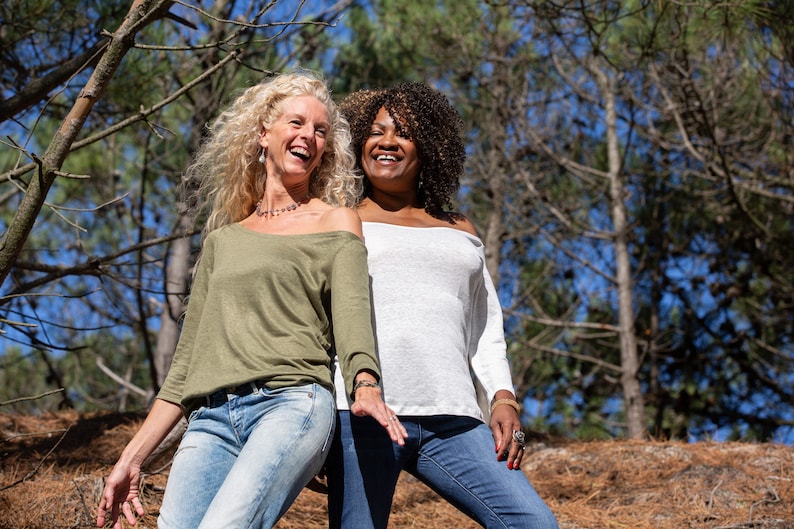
[1,410,792,529]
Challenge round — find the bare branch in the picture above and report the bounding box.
[5,230,199,298]
[95,357,149,398]
[0,388,65,407]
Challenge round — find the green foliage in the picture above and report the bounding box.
[1,1,346,411]
[2,1,791,442]
[0,332,152,414]
[0,347,60,413]
[330,0,793,442]
[329,0,485,92]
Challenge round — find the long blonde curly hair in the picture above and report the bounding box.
[185,70,359,239]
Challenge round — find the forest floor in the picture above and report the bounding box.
[0,410,792,529]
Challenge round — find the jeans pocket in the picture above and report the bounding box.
[187,404,206,423]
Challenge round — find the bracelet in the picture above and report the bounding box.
[490,398,520,415]
[352,379,380,399]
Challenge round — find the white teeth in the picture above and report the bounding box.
[290,147,310,159]
[376,155,397,161]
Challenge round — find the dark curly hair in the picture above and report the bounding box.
[339,83,466,218]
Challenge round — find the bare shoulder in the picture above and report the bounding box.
[447,214,480,237]
[320,207,364,239]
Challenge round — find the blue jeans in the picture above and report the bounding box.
[327,411,558,529]
[158,382,335,529]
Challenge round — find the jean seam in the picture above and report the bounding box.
[319,389,335,452]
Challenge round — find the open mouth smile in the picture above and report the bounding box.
[290,146,311,161]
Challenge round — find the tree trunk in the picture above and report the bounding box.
[153,216,191,390]
[598,66,647,439]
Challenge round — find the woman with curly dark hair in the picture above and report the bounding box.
[325,83,559,529]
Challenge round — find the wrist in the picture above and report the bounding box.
[490,398,520,415]
[351,378,380,401]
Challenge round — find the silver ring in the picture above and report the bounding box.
[389,415,398,421]
[512,430,526,447]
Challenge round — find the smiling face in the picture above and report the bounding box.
[361,106,421,193]
[259,95,330,183]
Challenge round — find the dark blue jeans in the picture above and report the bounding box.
[326,411,558,529]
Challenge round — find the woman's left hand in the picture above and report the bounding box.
[351,386,408,446]
[490,399,526,470]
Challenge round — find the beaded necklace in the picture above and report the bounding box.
[255,193,311,217]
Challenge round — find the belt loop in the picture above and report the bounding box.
[249,381,259,394]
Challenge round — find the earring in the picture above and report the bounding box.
[258,149,266,163]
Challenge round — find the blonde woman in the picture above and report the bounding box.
[97,71,406,529]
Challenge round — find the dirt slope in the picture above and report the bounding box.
[1,411,792,529]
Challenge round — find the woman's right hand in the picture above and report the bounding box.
[96,399,184,527]
[96,461,145,528]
